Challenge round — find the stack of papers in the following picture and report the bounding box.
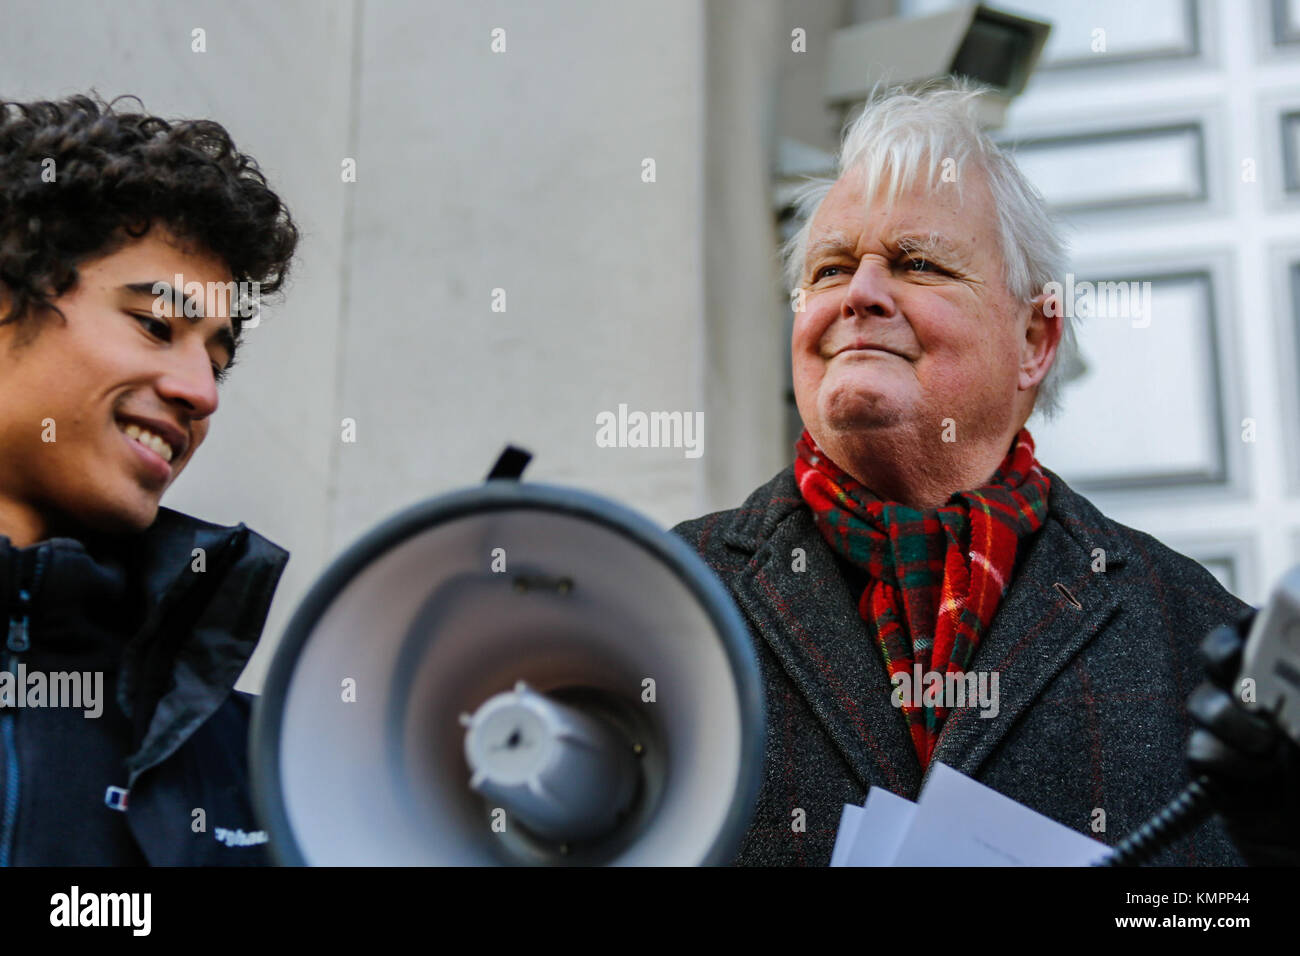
[830,762,1113,866]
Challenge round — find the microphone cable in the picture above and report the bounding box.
[1095,775,1219,867]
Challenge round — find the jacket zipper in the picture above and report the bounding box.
[0,546,47,867]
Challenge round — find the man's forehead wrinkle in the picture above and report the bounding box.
[804,163,982,273]
[806,213,965,253]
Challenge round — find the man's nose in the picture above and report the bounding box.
[841,259,898,320]
[156,346,219,419]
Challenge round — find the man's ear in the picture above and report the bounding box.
[1019,292,1063,392]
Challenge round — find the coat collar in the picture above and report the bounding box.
[720,464,1129,798]
[113,508,289,784]
[0,508,287,785]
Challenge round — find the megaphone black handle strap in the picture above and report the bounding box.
[486,445,533,482]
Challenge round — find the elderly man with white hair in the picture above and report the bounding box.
[673,81,1299,867]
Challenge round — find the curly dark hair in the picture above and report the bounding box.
[0,93,298,349]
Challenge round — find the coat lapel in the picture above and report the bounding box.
[119,508,289,785]
[725,470,923,798]
[925,468,1130,783]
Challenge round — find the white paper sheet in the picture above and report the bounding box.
[844,786,918,866]
[829,804,864,868]
[830,762,1113,866]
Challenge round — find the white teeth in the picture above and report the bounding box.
[119,422,175,463]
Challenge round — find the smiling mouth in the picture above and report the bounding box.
[116,420,176,463]
[837,346,900,358]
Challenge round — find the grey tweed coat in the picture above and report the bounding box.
[671,464,1251,866]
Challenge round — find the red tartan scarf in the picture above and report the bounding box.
[794,428,1051,769]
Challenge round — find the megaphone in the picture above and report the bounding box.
[251,448,765,865]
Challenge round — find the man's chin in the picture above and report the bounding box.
[818,390,907,432]
[67,498,162,538]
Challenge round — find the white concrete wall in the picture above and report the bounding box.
[330,0,709,549]
[703,0,789,510]
[2,0,788,690]
[0,0,354,691]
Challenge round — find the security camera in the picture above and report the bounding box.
[825,3,1051,128]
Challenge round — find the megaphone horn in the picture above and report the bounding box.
[252,446,765,865]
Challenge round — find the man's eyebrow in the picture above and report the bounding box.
[892,232,963,259]
[804,230,965,268]
[804,232,857,263]
[122,281,203,316]
[120,282,238,365]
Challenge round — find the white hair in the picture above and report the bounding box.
[782,79,1075,420]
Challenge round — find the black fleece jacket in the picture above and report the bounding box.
[0,507,287,865]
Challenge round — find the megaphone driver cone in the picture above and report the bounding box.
[251,480,764,865]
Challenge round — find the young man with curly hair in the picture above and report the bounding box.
[0,95,298,865]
